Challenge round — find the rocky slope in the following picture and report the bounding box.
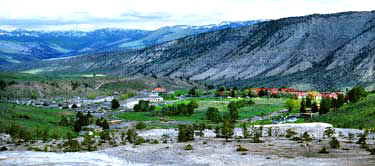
[4,11,375,90]
[0,21,260,64]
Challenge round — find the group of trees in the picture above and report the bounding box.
[347,86,368,103]
[206,107,222,123]
[161,100,198,116]
[95,117,110,130]
[134,100,155,112]
[73,112,94,132]
[0,80,17,91]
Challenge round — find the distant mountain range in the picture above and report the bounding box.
[3,11,375,91]
[0,20,262,64]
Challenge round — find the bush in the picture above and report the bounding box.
[236,145,248,152]
[178,125,194,142]
[150,139,159,144]
[135,122,147,130]
[318,146,329,154]
[329,137,340,149]
[324,127,335,138]
[126,129,138,144]
[71,104,78,109]
[184,144,193,150]
[356,133,367,148]
[111,99,120,109]
[135,136,145,145]
[222,119,234,142]
[285,128,297,138]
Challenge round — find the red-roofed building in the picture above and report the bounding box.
[152,87,167,93]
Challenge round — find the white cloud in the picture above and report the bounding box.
[0,0,374,31]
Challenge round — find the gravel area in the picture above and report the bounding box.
[1,123,374,166]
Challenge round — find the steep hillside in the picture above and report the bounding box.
[3,11,375,90]
[0,21,260,64]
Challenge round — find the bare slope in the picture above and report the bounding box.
[4,11,375,90]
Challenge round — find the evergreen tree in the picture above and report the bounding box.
[111,99,120,109]
[300,99,306,113]
[347,86,367,103]
[206,107,222,123]
[242,123,250,138]
[336,94,345,108]
[178,125,194,142]
[319,98,331,115]
[228,102,239,122]
[306,97,312,108]
[311,102,319,113]
[222,119,234,142]
[188,87,197,97]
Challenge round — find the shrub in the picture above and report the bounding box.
[120,132,127,145]
[286,128,297,138]
[135,136,145,145]
[368,148,375,155]
[324,127,335,138]
[356,133,368,148]
[329,137,340,149]
[348,133,355,143]
[242,123,250,138]
[111,99,120,109]
[178,125,194,142]
[302,132,313,143]
[82,133,97,151]
[126,129,138,144]
[135,122,147,130]
[236,145,248,152]
[184,144,193,150]
[150,139,159,144]
[100,131,111,141]
[318,146,329,154]
[222,120,234,142]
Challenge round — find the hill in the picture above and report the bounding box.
[3,11,375,90]
[0,21,260,64]
[311,94,375,129]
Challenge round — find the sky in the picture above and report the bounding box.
[0,0,374,31]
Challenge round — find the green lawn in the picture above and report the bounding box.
[117,97,287,126]
[0,103,76,139]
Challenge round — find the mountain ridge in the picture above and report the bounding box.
[0,20,261,64]
[3,11,375,91]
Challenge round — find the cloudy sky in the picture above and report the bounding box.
[0,0,374,31]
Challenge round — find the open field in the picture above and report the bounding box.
[116,97,287,127]
[0,103,76,139]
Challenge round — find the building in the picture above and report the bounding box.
[152,87,167,93]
